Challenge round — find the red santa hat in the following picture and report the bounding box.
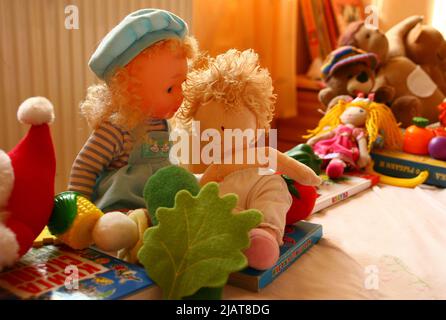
[0,97,56,271]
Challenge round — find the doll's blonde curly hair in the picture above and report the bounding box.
[81,36,198,131]
[304,99,404,151]
[175,49,276,131]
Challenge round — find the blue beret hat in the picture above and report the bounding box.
[89,9,189,80]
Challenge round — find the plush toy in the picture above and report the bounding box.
[439,102,446,128]
[319,46,394,110]
[63,9,198,252]
[0,97,56,270]
[174,49,321,270]
[305,96,403,179]
[340,17,445,127]
[387,17,446,96]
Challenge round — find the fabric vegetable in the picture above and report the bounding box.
[285,144,323,175]
[49,191,104,250]
[137,182,262,300]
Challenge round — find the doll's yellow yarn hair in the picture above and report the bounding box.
[304,99,403,151]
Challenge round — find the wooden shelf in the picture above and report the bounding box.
[296,74,323,91]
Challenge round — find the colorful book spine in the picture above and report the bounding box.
[300,0,321,60]
[323,0,340,49]
[229,221,323,292]
[311,0,333,58]
[311,173,379,213]
[371,149,446,188]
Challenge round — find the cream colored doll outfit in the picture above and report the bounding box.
[216,167,292,245]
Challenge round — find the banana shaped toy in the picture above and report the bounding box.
[366,161,429,188]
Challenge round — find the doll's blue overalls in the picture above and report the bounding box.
[92,121,171,212]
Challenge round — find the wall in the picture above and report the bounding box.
[0,0,192,192]
[373,0,434,30]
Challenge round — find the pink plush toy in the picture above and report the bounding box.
[306,97,403,179]
[0,97,56,270]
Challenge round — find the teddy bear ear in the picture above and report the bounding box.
[410,24,427,44]
[374,86,395,103]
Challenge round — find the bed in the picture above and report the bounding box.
[135,184,446,300]
[224,184,446,300]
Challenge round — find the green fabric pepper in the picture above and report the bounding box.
[285,143,322,175]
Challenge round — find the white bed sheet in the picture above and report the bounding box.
[223,185,446,300]
[136,185,446,300]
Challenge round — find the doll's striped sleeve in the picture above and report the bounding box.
[68,122,124,199]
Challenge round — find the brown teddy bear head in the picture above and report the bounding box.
[339,21,389,63]
[326,63,375,97]
[319,46,384,108]
[406,24,446,69]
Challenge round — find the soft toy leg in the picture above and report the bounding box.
[326,159,346,179]
[391,96,422,127]
[244,228,280,270]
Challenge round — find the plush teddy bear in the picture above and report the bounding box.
[319,46,394,110]
[340,17,445,127]
[387,17,446,96]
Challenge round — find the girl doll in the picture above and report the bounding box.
[305,96,403,179]
[67,9,197,251]
[174,49,321,270]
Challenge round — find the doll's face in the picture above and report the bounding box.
[340,106,368,127]
[194,101,257,154]
[126,48,188,119]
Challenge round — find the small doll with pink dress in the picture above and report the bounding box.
[305,96,403,179]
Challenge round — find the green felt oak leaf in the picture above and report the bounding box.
[137,182,262,300]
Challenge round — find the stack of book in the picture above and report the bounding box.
[300,0,366,72]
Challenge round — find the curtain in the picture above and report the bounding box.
[192,0,298,118]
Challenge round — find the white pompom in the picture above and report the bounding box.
[17,96,55,125]
[0,150,14,209]
[0,221,20,271]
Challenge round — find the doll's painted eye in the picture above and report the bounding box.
[167,86,173,93]
[359,109,365,113]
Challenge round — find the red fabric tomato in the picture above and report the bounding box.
[285,181,318,225]
[433,127,446,137]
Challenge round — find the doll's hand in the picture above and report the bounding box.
[200,164,223,187]
[357,154,372,169]
[307,137,317,146]
[93,212,139,252]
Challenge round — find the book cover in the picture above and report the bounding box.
[323,0,340,49]
[371,149,446,188]
[300,0,321,60]
[311,0,333,58]
[0,245,154,300]
[330,0,365,35]
[312,172,380,213]
[228,221,323,292]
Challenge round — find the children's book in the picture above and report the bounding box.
[330,0,365,35]
[228,221,323,292]
[311,0,334,58]
[0,245,155,300]
[312,172,379,213]
[371,149,446,188]
[323,0,340,50]
[300,0,321,61]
